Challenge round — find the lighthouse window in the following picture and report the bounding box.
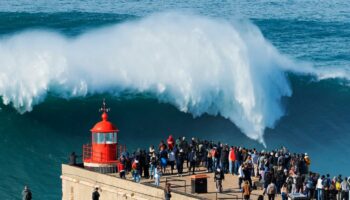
[93,133,105,144]
[105,132,117,144]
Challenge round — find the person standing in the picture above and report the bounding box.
[220,145,229,173]
[306,173,315,199]
[168,149,176,175]
[92,187,100,200]
[132,159,141,183]
[238,164,245,190]
[251,150,259,177]
[154,166,162,187]
[118,158,126,179]
[229,147,236,174]
[304,153,311,174]
[188,148,197,175]
[341,177,349,200]
[22,186,32,200]
[207,148,213,173]
[316,175,325,200]
[176,149,184,176]
[267,182,277,200]
[69,152,78,166]
[243,163,253,189]
[149,155,157,179]
[214,168,225,193]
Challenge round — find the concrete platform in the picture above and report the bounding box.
[112,165,281,200]
[61,164,282,200]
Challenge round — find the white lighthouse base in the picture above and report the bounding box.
[83,162,117,174]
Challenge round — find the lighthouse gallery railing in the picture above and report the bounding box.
[83,144,126,163]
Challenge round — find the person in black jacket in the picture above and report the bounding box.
[220,146,229,173]
[22,186,32,200]
[215,168,225,192]
[176,149,185,176]
[188,148,197,175]
[92,187,100,200]
[69,152,78,166]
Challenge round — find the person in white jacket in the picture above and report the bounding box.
[341,177,349,200]
[154,166,162,187]
[238,164,244,190]
[316,175,325,200]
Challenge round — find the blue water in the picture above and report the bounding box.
[0,1,350,199]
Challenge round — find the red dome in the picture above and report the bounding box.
[90,112,119,133]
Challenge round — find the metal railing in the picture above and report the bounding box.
[83,144,126,162]
[215,192,239,200]
[165,177,187,193]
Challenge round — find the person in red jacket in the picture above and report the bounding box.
[167,135,175,150]
[229,147,236,174]
[118,160,126,179]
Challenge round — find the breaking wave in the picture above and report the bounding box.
[1,12,344,144]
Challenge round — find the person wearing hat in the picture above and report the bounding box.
[132,159,141,183]
[22,185,32,200]
[92,187,100,200]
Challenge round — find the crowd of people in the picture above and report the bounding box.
[116,135,350,200]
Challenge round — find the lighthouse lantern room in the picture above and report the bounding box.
[83,100,124,173]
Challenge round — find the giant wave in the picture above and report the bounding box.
[1,12,343,144]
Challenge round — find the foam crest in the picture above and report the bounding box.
[0,12,303,144]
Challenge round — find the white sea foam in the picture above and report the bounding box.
[0,12,318,144]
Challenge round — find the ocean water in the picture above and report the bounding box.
[0,1,350,199]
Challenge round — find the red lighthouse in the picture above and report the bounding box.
[83,100,124,173]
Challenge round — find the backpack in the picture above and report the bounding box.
[336,182,341,191]
[132,162,137,170]
[306,178,314,189]
[322,178,330,188]
[211,149,217,157]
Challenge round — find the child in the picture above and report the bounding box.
[242,180,251,200]
[154,166,162,186]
